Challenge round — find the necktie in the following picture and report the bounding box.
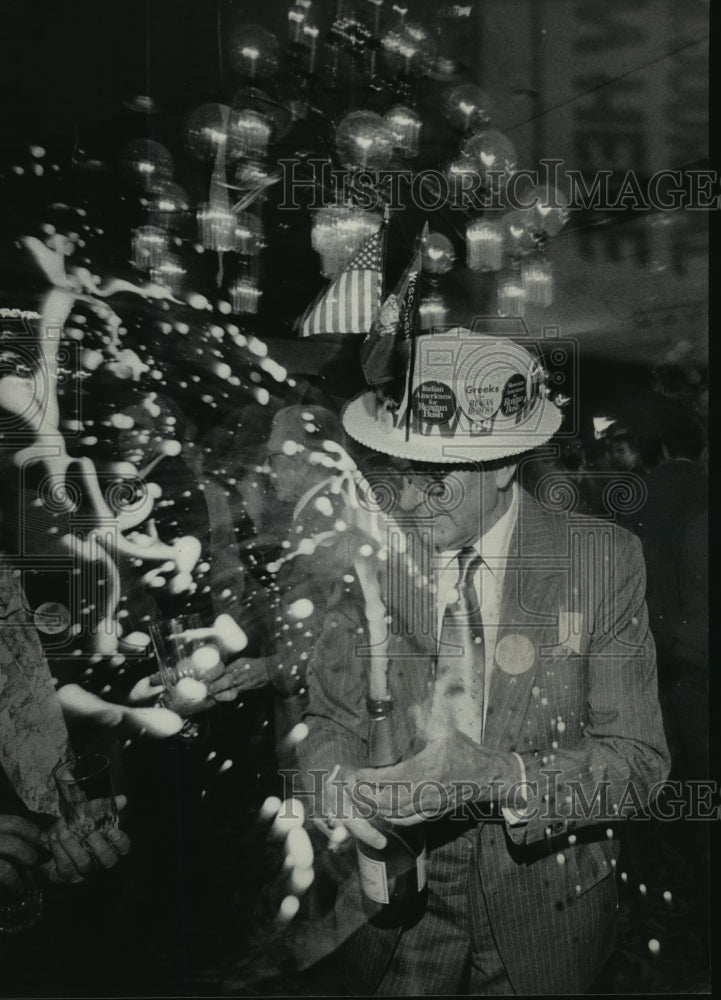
[432,548,485,742]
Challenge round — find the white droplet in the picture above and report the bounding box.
[648,938,660,955]
[161,439,182,457]
[124,631,151,649]
[277,895,300,923]
[285,722,309,746]
[556,853,565,865]
[213,614,248,653]
[314,496,334,516]
[289,865,314,895]
[287,825,314,869]
[270,798,305,839]
[259,796,282,822]
[110,412,135,429]
[174,676,208,705]
[82,348,104,370]
[288,598,314,620]
[639,883,647,895]
[191,645,221,674]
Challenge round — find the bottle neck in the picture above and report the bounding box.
[367,697,400,768]
[367,697,393,718]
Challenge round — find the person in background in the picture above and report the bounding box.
[628,409,707,675]
[603,421,663,476]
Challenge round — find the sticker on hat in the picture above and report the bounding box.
[495,633,536,674]
[464,373,503,421]
[501,373,527,416]
[412,381,457,425]
[456,341,532,429]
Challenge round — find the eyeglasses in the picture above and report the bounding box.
[406,468,453,484]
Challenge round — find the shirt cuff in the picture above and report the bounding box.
[501,752,530,826]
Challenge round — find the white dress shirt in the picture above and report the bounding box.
[434,483,519,740]
[432,484,527,819]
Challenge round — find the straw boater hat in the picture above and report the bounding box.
[343,323,564,464]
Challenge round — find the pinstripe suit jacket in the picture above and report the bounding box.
[298,489,670,994]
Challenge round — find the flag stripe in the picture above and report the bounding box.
[297,227,383,336]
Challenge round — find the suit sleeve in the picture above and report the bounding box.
[508,530,670,845]
[297,598,370,782]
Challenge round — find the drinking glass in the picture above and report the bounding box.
[54,753,118,839]
[149,614,213,741]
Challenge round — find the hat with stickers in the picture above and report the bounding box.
[342,323,564,463]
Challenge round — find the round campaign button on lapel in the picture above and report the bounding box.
[34,601,71,635]
[495,633,536,675]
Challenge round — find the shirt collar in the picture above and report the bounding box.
[474,481,518,575]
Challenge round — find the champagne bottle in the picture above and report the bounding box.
[355,698,428,929]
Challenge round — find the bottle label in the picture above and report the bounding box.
[357,852,389,904]
[416,846,427,891]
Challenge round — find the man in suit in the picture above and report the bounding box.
[292,328,669,995]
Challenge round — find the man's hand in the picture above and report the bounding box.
[0,815,43,896]
[40,795,131,884]
[311,765,387,850]
[260,788,384,927]
[352,733,522,823]
[205,656,273,702]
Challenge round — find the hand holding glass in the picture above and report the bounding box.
[50,758,130,881]
[54,754,118,840]
[149,616,223,734]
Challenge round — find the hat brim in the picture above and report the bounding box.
[342,391,564,464]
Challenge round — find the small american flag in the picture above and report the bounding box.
[299,228,383,337]
[360,223,426,397]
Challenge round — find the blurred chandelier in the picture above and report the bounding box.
[123,0,571,318]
